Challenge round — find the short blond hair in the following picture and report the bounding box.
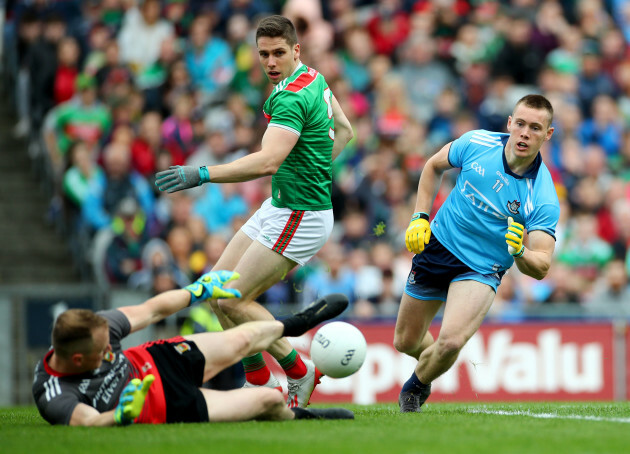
[52,309,107,358]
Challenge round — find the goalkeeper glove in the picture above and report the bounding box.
[155,165,211,193]
[114,374,155,425]
[405,212,431,254]
[184,270,242,305]
[506,217,525,258]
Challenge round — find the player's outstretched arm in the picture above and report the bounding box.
[507,227,555,280]
[155,127,299,193]
[69,403,118,426]
[119,271,241,333]
[331,94,353,161]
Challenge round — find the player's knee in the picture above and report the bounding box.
[435,335,465,357]
[393,332,417,354]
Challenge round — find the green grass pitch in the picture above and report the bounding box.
[2,402,629,454]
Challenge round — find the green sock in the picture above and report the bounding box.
[242,353,266,373]
[278,350,298,369]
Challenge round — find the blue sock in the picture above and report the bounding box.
[401,372,429,393]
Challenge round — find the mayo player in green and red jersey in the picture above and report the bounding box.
[155,15,354,408]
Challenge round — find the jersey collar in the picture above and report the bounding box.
[502,144,543,179]
[43,349,89,377]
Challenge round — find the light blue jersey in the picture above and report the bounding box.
[431,129,560,275]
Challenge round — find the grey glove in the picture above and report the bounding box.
[155,166,207,193]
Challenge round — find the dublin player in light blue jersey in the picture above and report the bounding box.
[394,95,560,412]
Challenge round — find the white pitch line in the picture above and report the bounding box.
[468,408,630,424]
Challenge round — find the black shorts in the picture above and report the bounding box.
[146,337,209,423]
[404,235,504,301]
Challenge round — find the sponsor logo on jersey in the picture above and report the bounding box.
[104,351,115,363]
[461,180,506,219]
[174,342,191,355]
[471,162,485,176]
[79,379,91,394]
[507,200,521,215]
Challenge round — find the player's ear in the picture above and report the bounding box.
[545,126,554,141]
[294,43,300,60]
[506,115,512,131]
[71,352,84,367]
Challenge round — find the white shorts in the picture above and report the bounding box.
[241,198,334,265]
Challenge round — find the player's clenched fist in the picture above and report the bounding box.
[405,212,431,254]
[506,217,525,258]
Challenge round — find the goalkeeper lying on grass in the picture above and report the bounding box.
[32,271,353,426]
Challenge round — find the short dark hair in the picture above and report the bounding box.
[514,94,554,126]
[52,309,108,358]
[256,15,298,47]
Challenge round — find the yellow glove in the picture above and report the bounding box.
[114,375,155,425]
[506,217,525,258]
[405,212,431,254]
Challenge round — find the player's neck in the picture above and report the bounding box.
[504,146,537,176]
[48,352,77,375]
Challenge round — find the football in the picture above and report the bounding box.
[310,321,367,378]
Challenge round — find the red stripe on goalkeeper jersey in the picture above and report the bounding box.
[273,210,304,254]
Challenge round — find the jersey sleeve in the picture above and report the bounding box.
[35,387,80,425]
[267,90,307,137]
[98,310,131,351]
[526,202,560,240]
[447,130,477,168]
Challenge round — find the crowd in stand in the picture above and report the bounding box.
[3,0,630,320]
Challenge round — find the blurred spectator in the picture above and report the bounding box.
[136,36,182,109]
[214,0,271,34]
[10,10,42,138]
[577,41,617,117]
[53,37,80,105]
[397,33,456,122]
[131,111,163,177]
[117,0,175,77]
[578,94,623,157]
[166,225,196,281]
[105,197,150,284]
[95,39,135,101]
[184,16,235,106]
[584,259,630,315]
[366,0,410,57]
[492,16,544,86]
[540,261,584,304]
[62,141,104,216]
[82,141,155,232]
[25,12,67,133]
[337,26,373,93]
[161,91,197,164]
[301,242,356,311]
[44,73,112,174]
[128,237,190,290]
[557,212,614,281]
[193,183,248,236]
[164,0,194,38]
[83,22,112,76]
